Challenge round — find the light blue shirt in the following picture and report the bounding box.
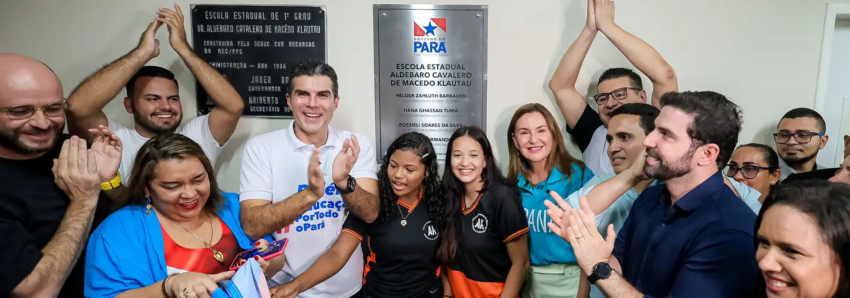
[567,174,762,298]
[519,163,594,265]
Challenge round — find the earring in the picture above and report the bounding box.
[145,195,152,214]
[771,181,777,185]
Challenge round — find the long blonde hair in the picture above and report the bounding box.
[506,103,585,186]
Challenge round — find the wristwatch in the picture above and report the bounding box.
[588,262,612,284]
[338,175,357,194]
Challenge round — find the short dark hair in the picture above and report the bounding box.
[736,143,780,170]
[287,60,339,97]
[125,66,178,99]
[597,67,643,90]
[756,180,850,298]
[610,103,659,135]
[779,107,826,132]
[660,91,742,168]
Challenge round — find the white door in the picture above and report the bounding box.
[819,19,850,167]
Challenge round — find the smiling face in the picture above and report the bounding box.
[146,158,211,222]
[387,149,426,198]
[728,146,779,198]
[597,77,646,125]
[643,107,697,180]
[0,54,66,158]
[450,136,486,185]
[757,204,840,298]
[606,114,648,174]
[512,112,553,165]
[287,75,338,139]
[125,77,183,136]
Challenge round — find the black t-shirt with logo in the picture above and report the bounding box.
[0,134,112,297]
[343,196,442,298]
[446,182,528,298]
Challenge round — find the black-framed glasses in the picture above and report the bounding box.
[726,164,773,179]
[592,87,643,105]
[773,131,824,144]
[0,99,67,120]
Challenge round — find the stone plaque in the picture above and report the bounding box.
[191,4,327,118]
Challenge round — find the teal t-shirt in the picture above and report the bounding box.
[518,163,594,265]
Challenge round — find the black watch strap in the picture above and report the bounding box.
[588,262,612,285]
[339,175,356,194]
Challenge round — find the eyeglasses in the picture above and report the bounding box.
[592,87,643,105]
[0,100,67,120]
[773,131,824,144]
[725,164,773,179]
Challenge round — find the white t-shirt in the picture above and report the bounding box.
[584,126,615,177]
[108,115,224,184]
[239,122,378,298]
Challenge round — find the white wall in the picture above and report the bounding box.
[822,19,850,166]
[1,0,843,192]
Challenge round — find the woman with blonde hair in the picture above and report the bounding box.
[506,103,594,298]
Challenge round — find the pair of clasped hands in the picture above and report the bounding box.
[542,150,649,277]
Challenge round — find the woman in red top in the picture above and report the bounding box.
[85,132,283,298]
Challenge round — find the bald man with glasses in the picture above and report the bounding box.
[0,53,120,298]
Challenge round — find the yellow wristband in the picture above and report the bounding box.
[101,173,121,190]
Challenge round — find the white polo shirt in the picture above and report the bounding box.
[108,115,224,184]
[239,122,378,298]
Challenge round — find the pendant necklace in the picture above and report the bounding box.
[396,188,424,227]
[175,213,225,263]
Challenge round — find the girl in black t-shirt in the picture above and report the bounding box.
[437,126,530,298]
[270,132,449,298]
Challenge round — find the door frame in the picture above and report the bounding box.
[814,3,850,165]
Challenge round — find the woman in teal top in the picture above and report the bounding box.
[506,103,594,298]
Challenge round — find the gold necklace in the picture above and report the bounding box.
[173,213,224,263]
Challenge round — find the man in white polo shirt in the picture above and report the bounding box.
[239,61,379,298]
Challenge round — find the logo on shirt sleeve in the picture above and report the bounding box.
[422,221,439,240]
[471,214,489,234]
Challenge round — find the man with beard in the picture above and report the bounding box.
[0,54,120,297]
[774,108,829,180]
[547,103,761,298]
[66,5,244,186]
[547,92,758,297]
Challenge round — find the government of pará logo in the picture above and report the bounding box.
[413,18,447,55]
[472,214,489,234]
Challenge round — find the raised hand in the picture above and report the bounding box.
[626,150,650,181]
[167,271,235,298]
[136,17,163,59]
[52,136,100,203]
[307,148,325,200]
[544,191,575,242]
[156,4,190,53]
[585,0,598,33]
[332,134,360,189]
[88,125,122,183]
[595,0,616,33]
[564,195,616,275]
